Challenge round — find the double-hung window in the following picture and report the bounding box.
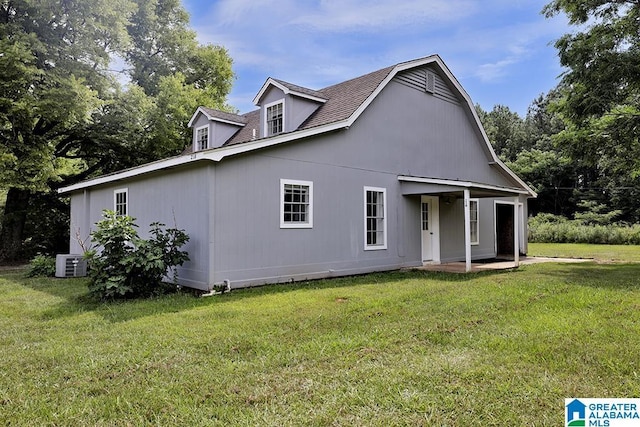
[364,186,387,250]
[280,179,313,228]
[469,199,479,245]
[114,188,128,217]
[266,101,283,136]
[196,125,209,151]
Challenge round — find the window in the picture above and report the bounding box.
[196,125,209,151]
[114,188,128,216]
[280,179,313,228]
[470,198,479,245]
[266,101,283,136]
[364,187,387,250]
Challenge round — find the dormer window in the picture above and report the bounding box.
[265,101,283,136]
[196,125,209,150]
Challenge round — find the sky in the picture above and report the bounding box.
[182,0,571,116]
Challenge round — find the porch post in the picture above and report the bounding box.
[513,196,520,267]
[464,189,471,272]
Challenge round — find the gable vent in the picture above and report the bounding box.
[55,254,87,278]
[425,71,436,94]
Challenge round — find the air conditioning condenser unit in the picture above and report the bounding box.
[55,254,87,278]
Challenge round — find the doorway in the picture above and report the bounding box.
[421,196,440,263]
[496,203,514,257]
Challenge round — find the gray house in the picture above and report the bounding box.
[59,55,536,290]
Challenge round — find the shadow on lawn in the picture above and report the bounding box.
[11,267,502,323]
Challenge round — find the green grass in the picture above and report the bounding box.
[529,242,640,262]
[1,246,640,425]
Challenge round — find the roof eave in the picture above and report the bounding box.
[58,120,351,194]
[252,78,327,105]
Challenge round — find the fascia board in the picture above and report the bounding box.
[58,120,351,194]
[187,107,208,128]
[58,156,200,194]
[288,91,327,103]
[253,78,284,105]
[253,78,327,105]
[204,120,349,161]
[187,106,246,128]
[210,117,247,127]
[397,175,531,195]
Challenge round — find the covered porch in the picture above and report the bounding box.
[399,175,532,272]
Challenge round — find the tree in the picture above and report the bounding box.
[543,0,640,222]
[476,104,528,162]
[0,0,234,261]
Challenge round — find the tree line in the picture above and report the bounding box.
[1,0,639,262]
[0,0,234,261]
[479,0,640,227]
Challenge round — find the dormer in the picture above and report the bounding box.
[253,78,327,138]
[187,107,248,151]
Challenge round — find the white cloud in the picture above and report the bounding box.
[290,0,478,32]
[185,0,570,115]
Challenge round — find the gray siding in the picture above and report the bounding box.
[205,78,512,285]
[395,66,460,105]
[191,113,242,149]
[68,64,529,290]
[209,153,420,287]
[258,86,322,136]
[438,198,497,263]
[69,165,213,289]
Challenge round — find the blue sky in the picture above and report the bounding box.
[182,0,570,116]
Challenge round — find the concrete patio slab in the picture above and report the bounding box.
[416,256,592,273]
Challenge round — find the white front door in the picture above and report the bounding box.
[421,196,440,263]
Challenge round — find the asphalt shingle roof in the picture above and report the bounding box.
[198,64,396,147]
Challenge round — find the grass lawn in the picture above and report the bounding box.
[1,245,639,425]
[529,242,640,262]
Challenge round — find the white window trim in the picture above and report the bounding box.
[114,188,128,216]
[280,179,313,229]
[264,99,285,137]
[364,186,387,250]
[195,124,209,151]
[470,198,479,245]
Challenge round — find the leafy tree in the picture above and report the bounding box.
[543,0,640,222]
[0,0,234,261]
[476,104,528,162]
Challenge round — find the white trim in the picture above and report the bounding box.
[469,198,479,245]
[464,189,471,272]
[194,124,209,151]
[264,99,285,138]
[113,188,128,216]
[420,195,440,263]
[58,122,350,194]
[280,179,313,229]
[59,56,536,197]
[364,186,387,251]
[187,106,247,128]
[253,78,328,105]
[493,200,526,256]
[397,175,530,195]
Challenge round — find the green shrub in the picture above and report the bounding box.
[529,214,640,244]
[25,254,56,277]
[86,210,190,299]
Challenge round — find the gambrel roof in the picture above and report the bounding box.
[59,55,536,197]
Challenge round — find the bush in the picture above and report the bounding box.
[25,254,56,277]
[86,210,190,299]
[528,214,640,245]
